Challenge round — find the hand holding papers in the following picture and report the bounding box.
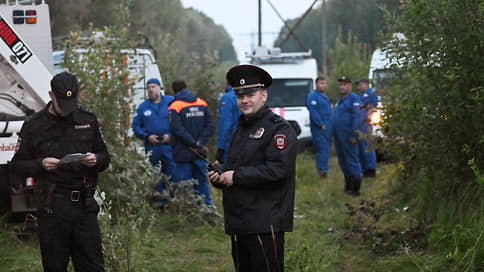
[60,153,89,164]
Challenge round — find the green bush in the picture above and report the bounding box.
[327,29,371,102]
[58,5,224,269]
[380,0,484,270]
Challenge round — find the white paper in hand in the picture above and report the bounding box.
[60,153,89,164]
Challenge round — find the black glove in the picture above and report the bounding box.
[215,148,225,164]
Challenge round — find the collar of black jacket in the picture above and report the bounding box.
[239,105,270,127]
[44,101,84,123]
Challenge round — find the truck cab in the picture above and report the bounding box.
[244,46,317,146]
[0,0,53,217]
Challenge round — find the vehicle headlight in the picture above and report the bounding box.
[370,110,381,125]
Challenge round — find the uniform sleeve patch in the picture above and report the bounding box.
[353,102,360,107]
[99,126,106,144]
[273,134,287,150]
[311,100,317,105]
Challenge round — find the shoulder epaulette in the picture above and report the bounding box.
[24,111,42,123]
[270,114,292,127]
[270,114,283,123]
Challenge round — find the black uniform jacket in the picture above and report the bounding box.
[223,106,297,235]
[10,103,110,189]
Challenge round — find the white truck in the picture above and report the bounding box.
[244,46,318,147]
[0,0,53,217]
[1,1,164,220]
[369,33,406,91]
[53,48,164,103]
[368,48,396,92]
[367,36,405,158]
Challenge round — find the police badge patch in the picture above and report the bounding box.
[249,128,265,139]
[273,134,287,150]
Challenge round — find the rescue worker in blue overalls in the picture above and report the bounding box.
[306,76,332,178]
[215,79,240,166]
[356,78,378,178]
[132,78,178,193]
[332,76,363,196]
[169,80,215,206]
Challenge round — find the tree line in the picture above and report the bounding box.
[273,0,400,71]
[48,0,237,63]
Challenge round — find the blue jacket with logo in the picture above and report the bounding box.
[332,92,362,139]
[132,95,174,144]
[306,90,332,138]
[169,89,214,162]
[217,86,240,152]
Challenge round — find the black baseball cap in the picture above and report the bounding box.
[226,65,272,95]
[50,72,79,111]
[337,76,352,83]
[356,78,370,84]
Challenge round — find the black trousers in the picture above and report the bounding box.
[231,232,285,272]
[37,196,104,272]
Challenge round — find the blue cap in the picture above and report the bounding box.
[146,78,161,86]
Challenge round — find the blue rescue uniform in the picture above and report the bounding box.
[132,95,178,186]
[358,88,378,172]
[306,90,332,174]
[169,89,215,205]
[216,85,240,164]
[332,92,362,179]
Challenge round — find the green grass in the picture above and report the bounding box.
[0,153,481,271]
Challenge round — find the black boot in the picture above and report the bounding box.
[318,171,328,179]
[344,176,350,193]
[352,177,362,196]
[363,169,376,178]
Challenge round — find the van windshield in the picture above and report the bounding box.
[266,78,313,107]
[372,69,406,90]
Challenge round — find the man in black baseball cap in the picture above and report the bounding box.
[11,70,110,271]
[338,75,352,84]
[356,77,369,84]
[49,71,79,115]
[333,75,364,196]
[209,64,297,271]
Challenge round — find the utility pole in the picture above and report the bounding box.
[258,0,262,46]
[321,0,327,75]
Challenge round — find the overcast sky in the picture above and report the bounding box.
[180,0,318,62]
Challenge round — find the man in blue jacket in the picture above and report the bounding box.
[306,76,332,178]
[332,76,363,196]
[216,80,240,165]
[356,78,378,178]
[132,78,178,192]
[169,80,215,206]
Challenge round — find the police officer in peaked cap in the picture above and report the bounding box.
[208,64,297,272]
[11,72,110,271]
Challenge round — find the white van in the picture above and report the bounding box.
[244,46,317,144]
[53,48,163,109]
